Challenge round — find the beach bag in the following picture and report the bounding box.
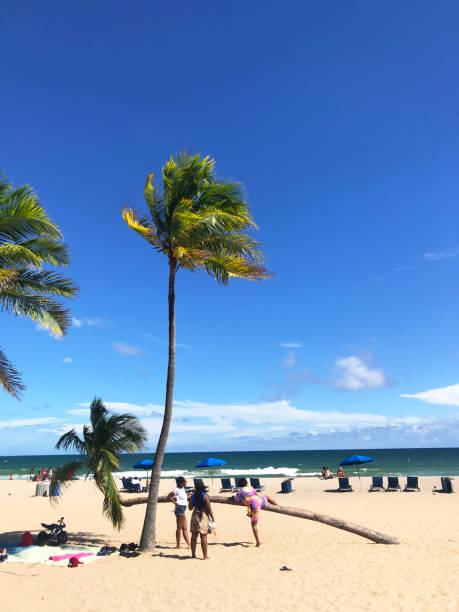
[68,557,83,568]
[21,531,34,547]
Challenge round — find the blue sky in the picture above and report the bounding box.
[1,1,459,454]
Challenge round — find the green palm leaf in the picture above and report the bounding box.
[0,174,77,395]
[54,397,147,528]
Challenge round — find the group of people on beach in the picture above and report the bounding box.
[321,466,349,479]
[167,477,278,559]
[29,467,53,482]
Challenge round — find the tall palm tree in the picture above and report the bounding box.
[0,174,77,397]
[55,397,147,528]
[122,151,271,551]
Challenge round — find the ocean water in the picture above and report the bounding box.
[1,448,458,480]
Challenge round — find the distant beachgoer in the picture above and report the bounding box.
[48,467,53,480]
[42,468,47,480]
[337,467,349,478]
[188,479,214,559]
[322,466,334,479]
[168,476,191,549]
[8,474,13,480]
[29,469,34,481]
[235,478,278,547]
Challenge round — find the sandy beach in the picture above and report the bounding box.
[0,476,458,612]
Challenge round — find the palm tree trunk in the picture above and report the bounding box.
[139,258,177,552]
[121,494,398,545]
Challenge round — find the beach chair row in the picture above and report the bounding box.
[219,477,265,492]
[338,475,454,493]
[219,477,294,493]
[337,476,421,492]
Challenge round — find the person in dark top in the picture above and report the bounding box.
[188,479,214,560]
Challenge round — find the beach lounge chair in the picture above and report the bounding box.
[338,477,353,492]
[435,477,454,494]
[386,476,401,492]
[250,477,265,492]
[193,478,209,491]
[220,478,234,492]
[121,477,134,491]
[404,476,420,492]
[369,476,384,492]
[281,479,293,493]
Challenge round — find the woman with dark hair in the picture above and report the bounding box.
[167,476,191,549]
[235,478,278,547]
[188,479,214,560]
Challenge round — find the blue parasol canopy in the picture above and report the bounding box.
[195,457,227,485]
[195,458,227,468]
[133,459,154,469]
[339,455,374,466]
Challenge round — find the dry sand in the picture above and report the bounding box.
[0,476,458,612]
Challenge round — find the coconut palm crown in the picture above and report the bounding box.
[55,397,148,529]
[0,174,77,398]
[122,151,271,551]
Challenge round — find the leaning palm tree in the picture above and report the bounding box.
[0,173,77,397]
[55,397,147,529]
[122,151,271,551]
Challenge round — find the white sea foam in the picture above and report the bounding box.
[112,466,300,479]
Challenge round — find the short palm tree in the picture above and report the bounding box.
[122,151,271,551]
[0,174,77,397]
[55,397,148,528]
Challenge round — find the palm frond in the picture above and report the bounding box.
[0,345,24,398]
[89,397,108,430]
[19,237,70,267]
[95,468,125,529]
[0,290,73,336]
[121,207,165,250]
[55,429,86,454]
[0,268,77,297]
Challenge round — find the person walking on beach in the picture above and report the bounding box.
[29,469,34,481]
[235,478,278,547]
[188,479,214,560]
[167,476,191,549]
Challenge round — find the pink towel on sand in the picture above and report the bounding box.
[49,552,94,562]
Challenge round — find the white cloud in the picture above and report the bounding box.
[281,342,303,348]
[401,383,459,406]
[424,247,459,261]
[283,350,297,368]
[38,423,84,436]
[76,401,162,417]
[67,408,90,416]
[333,356,388,391]
[0,417,58,430]
[86,317,111,327]
[113,341,144,357]
[62,357,73,364]
[71,317,112,328]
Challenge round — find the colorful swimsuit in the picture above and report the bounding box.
[236,486,267,523]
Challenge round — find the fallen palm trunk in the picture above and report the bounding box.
[118,493,399,545]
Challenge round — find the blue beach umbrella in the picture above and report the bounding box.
[133,459,154,485]
[339,454,374,485]
[195,457,227,484]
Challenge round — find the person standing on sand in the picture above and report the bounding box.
[234,478,278,547]
[188,479,214,560]
[167,476,191,549]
